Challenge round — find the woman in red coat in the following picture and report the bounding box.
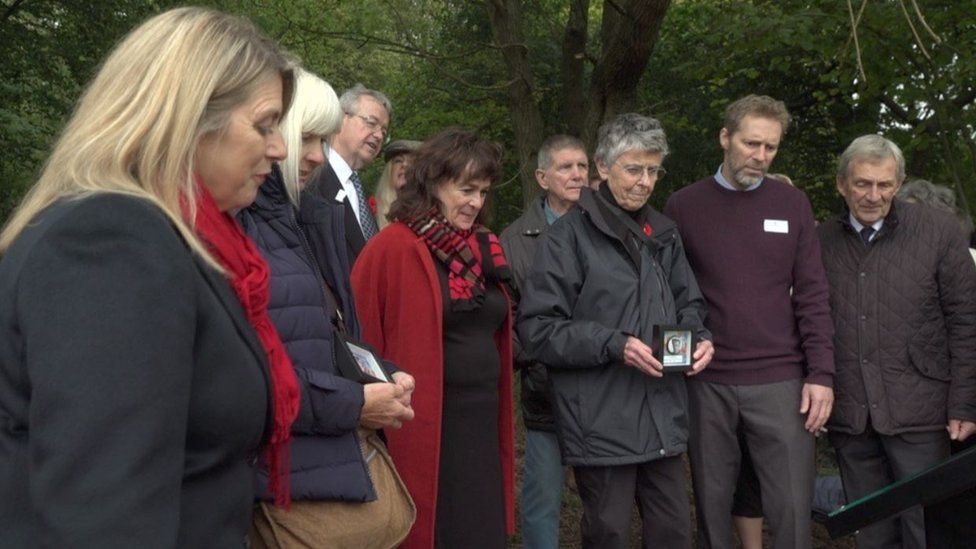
[351,128,515,549]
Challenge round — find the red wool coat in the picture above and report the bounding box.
[350,222,516,549]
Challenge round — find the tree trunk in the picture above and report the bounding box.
[486,0,672,204]
[582,0,671,148]
[560,0,590,136]
[486,0,546,206]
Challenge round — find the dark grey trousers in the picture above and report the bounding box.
[688,378,815,549]
[573,455,691,549]
[829,426,949,549]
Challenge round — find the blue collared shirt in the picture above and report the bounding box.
[543,198,560,225]
[714,165,762,192]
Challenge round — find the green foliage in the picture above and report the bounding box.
[0,0,179,221]
[3,0,975,229]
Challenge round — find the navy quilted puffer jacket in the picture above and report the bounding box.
[238,167,375,502]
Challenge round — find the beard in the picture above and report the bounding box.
[730,165,765,188]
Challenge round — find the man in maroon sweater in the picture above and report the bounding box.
[664,95,834,549]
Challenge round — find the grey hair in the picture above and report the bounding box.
[594,113,669,167]
[339,83,392,118]
[837,134,906,182]
[537,134,586,170]
[897,178,973,235]
[897,179,956,209]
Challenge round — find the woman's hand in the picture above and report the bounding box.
[391,371,416,407]
[622,336,663,378]
[685,340,714,376]
[360,382,415,429]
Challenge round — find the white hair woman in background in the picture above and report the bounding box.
[237,67,416,549]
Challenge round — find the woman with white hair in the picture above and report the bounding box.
[237,68,416,549]
[0,7,297,547]
[517,113,714,548]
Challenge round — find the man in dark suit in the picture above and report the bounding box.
[306,83,392,262]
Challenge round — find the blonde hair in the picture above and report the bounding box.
[0,7,294,271]
[374,161,398,229]
[279,68,342,205]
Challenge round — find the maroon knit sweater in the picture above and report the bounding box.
[663,177,834,386]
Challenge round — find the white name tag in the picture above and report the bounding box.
[764,219,789,234]
[334,189,347,202]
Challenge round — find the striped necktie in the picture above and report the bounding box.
[349,171,378,239]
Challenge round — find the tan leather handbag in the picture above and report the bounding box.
[250,429,415,549]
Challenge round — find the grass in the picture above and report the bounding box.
[506,380,856,548]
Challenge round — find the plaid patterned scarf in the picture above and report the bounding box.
[406,207,512,311]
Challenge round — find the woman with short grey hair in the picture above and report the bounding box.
[517,113,714,548]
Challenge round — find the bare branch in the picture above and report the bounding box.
[839,0,868,67]
[845,0,868,82]
[899,0,931,61]
[911,0,941,44]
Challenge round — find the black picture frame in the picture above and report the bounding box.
[334,333,392,384]
[652,324,697,373]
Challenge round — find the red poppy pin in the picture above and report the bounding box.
[643,223,652,236]
[368,196,377,215]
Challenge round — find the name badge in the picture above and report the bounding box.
[334,189,347,202]
[764,219,789,234]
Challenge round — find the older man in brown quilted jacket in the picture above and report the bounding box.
[818,134,976,549]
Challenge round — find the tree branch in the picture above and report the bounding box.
[879,95,918,126]
[910,0,941,44]
[2,0,28,25]
[898,0,931,60]
[845,0,868,82]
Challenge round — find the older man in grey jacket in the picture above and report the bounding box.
[501,134,589,549]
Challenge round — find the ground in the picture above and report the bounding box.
[506,380,857,548]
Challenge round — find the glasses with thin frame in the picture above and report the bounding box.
[349,113,391,144]
[617,163,667,180]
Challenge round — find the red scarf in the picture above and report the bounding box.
[405,206,512,311]
[185,183,300,507]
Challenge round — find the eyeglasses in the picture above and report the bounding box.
[617,163,666,180]
[349,113,390,144]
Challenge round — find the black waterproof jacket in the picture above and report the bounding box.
[500,195,557,431]
[517,188,709,466]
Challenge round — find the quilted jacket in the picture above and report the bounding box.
[238,168,375,502]
[818,199,976,435]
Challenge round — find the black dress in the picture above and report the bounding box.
[434,263,508,549]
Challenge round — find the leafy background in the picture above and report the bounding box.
[3,0,975,229]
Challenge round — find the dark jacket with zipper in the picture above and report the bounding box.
[238,168,375,502]
[500,195,557,431]
[818,199,976,435]
[516,187,710,466]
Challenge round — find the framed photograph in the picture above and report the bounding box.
[334,333,393,384]
[345,340,392,383]
[652,324,697,373]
